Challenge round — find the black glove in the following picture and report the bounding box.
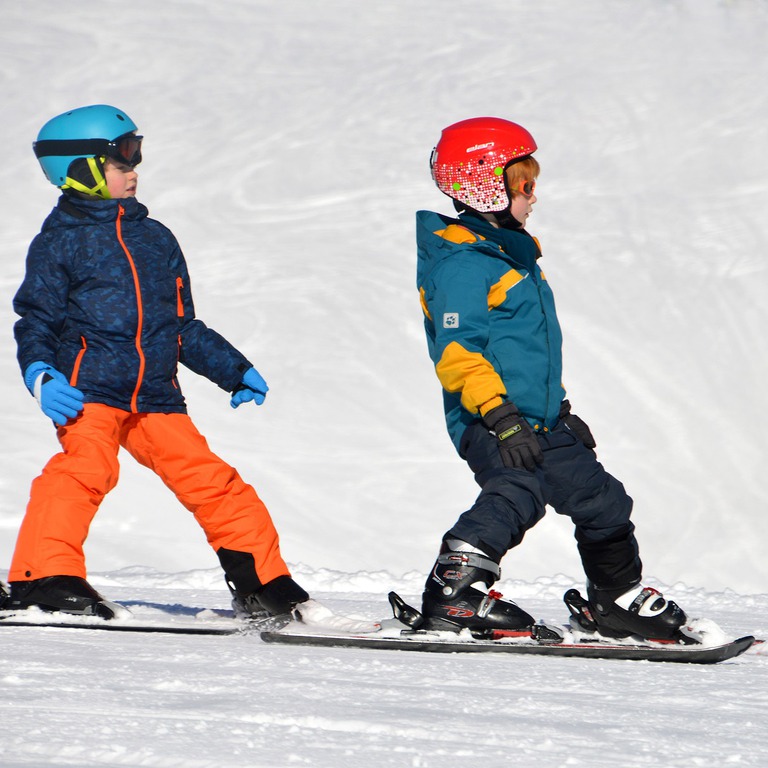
[482,402,543,471]
[559,399,596,449]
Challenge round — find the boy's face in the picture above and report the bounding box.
[509,184,537,226]
[104,159,138,199]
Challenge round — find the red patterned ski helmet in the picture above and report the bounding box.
[430,117,537,213]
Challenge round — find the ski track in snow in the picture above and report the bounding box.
[1,1,768,765]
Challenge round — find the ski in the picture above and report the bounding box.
[1,589,758,663]
[0,618,238,635]
[259,590,757,664]
[0,613,246,635]
[0,579,289,635]
[0,610,287,636]
[259,627,755,664]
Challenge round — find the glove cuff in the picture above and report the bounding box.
[24,361,52,394]
[482,401,520,431]
[478,396,504,417]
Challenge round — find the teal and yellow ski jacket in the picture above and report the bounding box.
[416,210,566,451]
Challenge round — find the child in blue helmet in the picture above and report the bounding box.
[2,104,364,631]
[414,117,688,642]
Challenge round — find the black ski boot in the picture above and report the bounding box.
[584,582,687,641]
[227,574,309,624]
[7,576,127,619]
[421,543,534,635]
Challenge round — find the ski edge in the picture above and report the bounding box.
[0,617,242,635]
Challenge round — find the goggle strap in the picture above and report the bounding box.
[35,138,111,159]
[34,135,142,167]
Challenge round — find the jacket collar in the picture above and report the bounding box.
[458,212,541,266]
[52,193,148,225]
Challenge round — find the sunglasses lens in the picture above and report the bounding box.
[508,177,536,198]
[111,134,143,166]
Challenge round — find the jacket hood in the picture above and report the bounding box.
[416,209,498,289]
[416,209,539,289]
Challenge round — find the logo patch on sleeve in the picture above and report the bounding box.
[443,312,459,328]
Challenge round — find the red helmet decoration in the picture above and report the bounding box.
[430,117,537,213]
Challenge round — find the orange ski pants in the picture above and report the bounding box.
[9,404,291,588]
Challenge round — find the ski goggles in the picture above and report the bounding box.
[34,132,144,168]
[509,179,536,198]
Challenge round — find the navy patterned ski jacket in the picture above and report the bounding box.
[14,194,252,413]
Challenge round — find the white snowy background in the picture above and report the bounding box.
[1,1,767,766]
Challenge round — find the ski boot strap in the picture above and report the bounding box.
[436,551,501,579]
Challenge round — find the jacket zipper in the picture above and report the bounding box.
[70,335,87,387]
[176,276,184,317]
[116,204,146,412]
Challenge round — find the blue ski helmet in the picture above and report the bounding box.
[33,104,142,187]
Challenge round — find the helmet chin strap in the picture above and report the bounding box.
[61,156,111,199]
[453,200,523,230]
[488,208,523,230]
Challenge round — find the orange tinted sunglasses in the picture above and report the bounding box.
[509,179,536,198]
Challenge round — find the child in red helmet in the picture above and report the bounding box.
[414,117,687,641]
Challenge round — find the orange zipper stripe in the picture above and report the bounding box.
[176,276,184,317]
[70,335,87,386]
[116,204,145,413]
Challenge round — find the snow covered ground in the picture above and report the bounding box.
[1,0,767,765]
[2,567,767,768]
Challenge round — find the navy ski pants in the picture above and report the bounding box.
[448,419,642,590]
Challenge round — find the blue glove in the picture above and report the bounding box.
[230,367,269,409]
[24,362,85,426]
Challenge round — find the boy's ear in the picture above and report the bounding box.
[62,156,110,199]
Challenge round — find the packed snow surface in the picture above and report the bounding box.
[1,0,767,766]
[2,567,768,768]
